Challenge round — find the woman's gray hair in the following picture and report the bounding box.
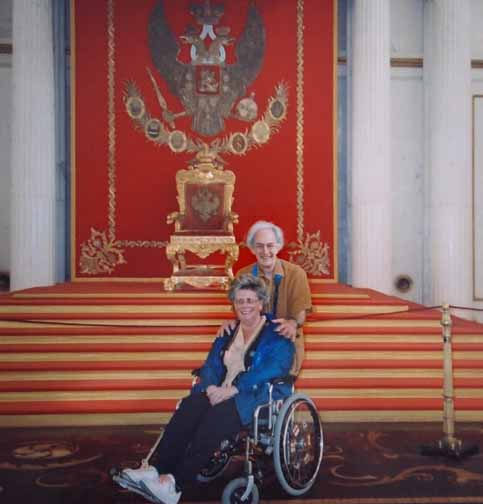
[246,221,284,251]
[228,274,269,305]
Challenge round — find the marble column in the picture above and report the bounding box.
[350,0,392,293]
[10,0,56,291]
[424,0,472,311]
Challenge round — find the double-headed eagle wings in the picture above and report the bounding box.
[148,0,265,137]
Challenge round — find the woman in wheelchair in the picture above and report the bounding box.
[114,274,295,504]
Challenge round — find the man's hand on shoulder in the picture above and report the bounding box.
[272,318,298,342]
[216,319,237,338]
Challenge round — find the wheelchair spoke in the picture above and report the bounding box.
[277,396,323,492]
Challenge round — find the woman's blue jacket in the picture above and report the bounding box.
[191,317,295,426]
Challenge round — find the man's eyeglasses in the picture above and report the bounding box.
[254,243,278,252]
[234,298,260,306]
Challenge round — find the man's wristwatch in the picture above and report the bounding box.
[288,317,303,329]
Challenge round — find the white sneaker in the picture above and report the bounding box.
[140,474,181,504]
[121,465,159,484]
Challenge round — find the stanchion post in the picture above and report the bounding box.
[419,304,478,458]
[441,303,457,450]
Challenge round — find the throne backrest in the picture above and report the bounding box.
[172,167,237,234]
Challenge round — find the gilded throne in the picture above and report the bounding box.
[164,159,239,290]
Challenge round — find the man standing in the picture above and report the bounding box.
[220,221,312,375]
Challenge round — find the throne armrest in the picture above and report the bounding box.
[167,211,185,225]
[225,211,239,225]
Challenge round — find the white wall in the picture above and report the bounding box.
[0,0,13,277]
[387,1,483,313]
[0,60,11,274]
[388,0,424,302]
[390,67,424,303]
[471,68,483,321]
[471,0,483,59]
[390,0,423,57]
[471,0,483,320]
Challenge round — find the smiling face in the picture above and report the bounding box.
[233,288,263,327]
[251,228,282,276]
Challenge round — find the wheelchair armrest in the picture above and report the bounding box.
[269,375,296,387]
[191,368,202,387]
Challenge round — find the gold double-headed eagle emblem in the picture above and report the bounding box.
[124,0,288,164]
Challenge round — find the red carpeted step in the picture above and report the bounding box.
[0,398,181,415]
[3,338,482,353]
[312,397,483,411]
[1,356,482,371]
[0,281,482,426]
[1,396,482,415]
[1,376,482,392]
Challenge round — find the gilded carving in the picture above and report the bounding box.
[164,235,239,291]
[168,165,237,233]
[165,186,239,290]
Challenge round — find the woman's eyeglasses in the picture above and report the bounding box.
[234,298,260,306]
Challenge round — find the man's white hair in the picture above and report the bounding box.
[246,221,284,250]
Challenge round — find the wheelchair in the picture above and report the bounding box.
[112,378,323,504]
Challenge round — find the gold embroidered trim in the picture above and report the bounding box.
[107,0,116,242]
[288,230,330,276]
[296,0,305,243]
[289,0,331,277]
[123,81,288,162]
[79,228,126,275]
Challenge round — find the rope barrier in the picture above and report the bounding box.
[0,304,448,329]
[0,303,482,329]
[0,305,483,329]
[449,304,483,312]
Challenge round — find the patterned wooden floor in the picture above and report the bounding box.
[0,423,481,503]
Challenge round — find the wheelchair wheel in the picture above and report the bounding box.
[273,393,323,496]
[221,477,259,504]
[197,450,231,483]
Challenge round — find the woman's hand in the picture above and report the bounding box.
[206,385,238,406]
